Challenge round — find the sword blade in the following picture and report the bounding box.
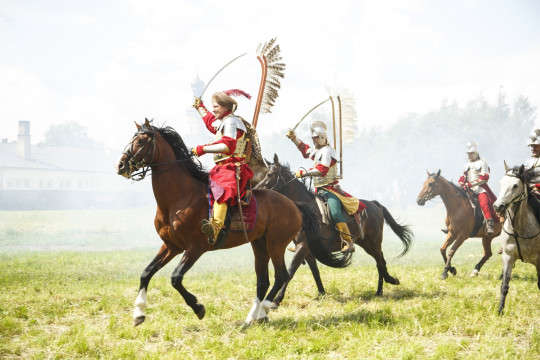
[199,53,248,99]
[291,98,331,131]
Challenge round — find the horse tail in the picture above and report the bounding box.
[372,200,414,258]
[295,201,352,268]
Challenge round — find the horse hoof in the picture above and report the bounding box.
[133,316,145,327]
[441,273,448,280]
[256,316,269,323]
[196,305,206,320]
[470,269,479,277]
[375,291,383,297]
[270,302,279,310]
[449,267,457,276]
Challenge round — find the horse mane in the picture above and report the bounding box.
[431,172,467,198]
[147,125,209,183]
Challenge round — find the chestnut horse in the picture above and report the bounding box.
[416,170,502,280]
[115,120,351,326]
[254,154,413,307]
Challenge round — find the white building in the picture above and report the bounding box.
[0,121,151,210]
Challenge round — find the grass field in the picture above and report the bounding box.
[1,206,539,359]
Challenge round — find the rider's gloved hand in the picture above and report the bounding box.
[294,170,305,178]
[192,97,202,109]
[191,146,205,157]
[286,129,296,140]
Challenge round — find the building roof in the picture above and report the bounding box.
[0,142,122,173]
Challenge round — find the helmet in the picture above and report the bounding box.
[310,120,327,138]
[310,120,327,146]
[466,141,479,154]
[528,129,540,146]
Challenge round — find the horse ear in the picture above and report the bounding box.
[519,164,525,175]
[135,121,141,129]
[504,160,509,172]
[426,170,430,176]
[273,153,279,165]
[436,169,441,178]
[144,118,151,126]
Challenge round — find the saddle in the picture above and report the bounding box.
[212,193,258,249]
[527,190,540,225]
[315,191,365,239]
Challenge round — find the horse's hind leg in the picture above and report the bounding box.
[134,243,179,326]
[499,252,517,314]
[470,236,493,277]
[246,237,270,324]
[360,236,398,297]
[170,248,205,320]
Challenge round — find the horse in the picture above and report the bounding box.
[416,170,502,280]
[493,164,540,314]
[115,119,351,326]
[254,154,413,307]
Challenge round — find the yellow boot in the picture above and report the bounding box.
[201,201,227,244]
[336,222,355,253]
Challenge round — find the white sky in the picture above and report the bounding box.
[1,0,539,149]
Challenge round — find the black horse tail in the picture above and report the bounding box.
[372,200,414,258]
[295,202,352,268]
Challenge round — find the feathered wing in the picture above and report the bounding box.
[255,38,286,115]
[326,86,357,144]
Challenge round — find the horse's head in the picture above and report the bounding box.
[493,162,528,216]
[416,169,442,206]
[254,154,284,190]
[116,119,157,179]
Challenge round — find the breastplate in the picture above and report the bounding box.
[314,165,338,187]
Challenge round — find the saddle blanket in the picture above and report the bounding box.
[208,186,257,232]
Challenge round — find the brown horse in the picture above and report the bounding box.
[115,120,351,326]
[416,170,502,279]
[254,154,413,306]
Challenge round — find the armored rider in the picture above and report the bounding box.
[457,141,497,235]
[523,129,540,222]
[286,121,366,253]
[192,90,254,242]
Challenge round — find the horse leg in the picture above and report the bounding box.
[470,236,493,277]
[499,252,517,314]
[170,247,205,320]
[440,233,457,280]
[256,238,291,322]
[305,252,326,298]
[245,237,270,324]
[359,236,398,297]
[134,243,179,326]
[271,239,309,309]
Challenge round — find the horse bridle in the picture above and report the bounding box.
[122,127,194,181]
[266,166,306,191]
[501,172,538,262]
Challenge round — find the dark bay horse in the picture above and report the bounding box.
[494,165,540,313]
[416,170,502,280]
[254,154,413,307]
[115,120,351,326]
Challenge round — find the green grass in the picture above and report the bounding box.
[0,206,538,359]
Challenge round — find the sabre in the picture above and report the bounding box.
[199,53,248,99]
[291,98,331,131]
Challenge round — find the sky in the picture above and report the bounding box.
[1,0,540,150]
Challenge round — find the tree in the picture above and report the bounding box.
[43,122,99,148]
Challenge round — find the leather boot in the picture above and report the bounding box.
[201,202,227,244]
[485,218,494,235]
[336,222,355,253]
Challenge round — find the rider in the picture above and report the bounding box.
[191,89,254,242]
[457,141,497,235]
[286,121,366,253]
[524,129,540,222]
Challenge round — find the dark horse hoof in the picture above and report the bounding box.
[449,267,457,276]
[133,316,145,327]
[270,302,279,310]
[195,305,206,320]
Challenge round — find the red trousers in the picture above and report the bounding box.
[478,192,493,220]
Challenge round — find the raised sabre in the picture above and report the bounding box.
[291,98,331,131]
[198,53,248,99]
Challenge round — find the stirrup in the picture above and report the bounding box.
[201,219,220,244]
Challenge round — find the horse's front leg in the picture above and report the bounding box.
[171,247,205,319]
[246,237,270,324]
[440,233,457,280]
[499,250,516,314]
[470,236,493,277]
[134,243,179,326]
[271,239,310,309]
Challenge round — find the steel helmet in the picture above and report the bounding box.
[528,129,540,146]
[466,141,479,155]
